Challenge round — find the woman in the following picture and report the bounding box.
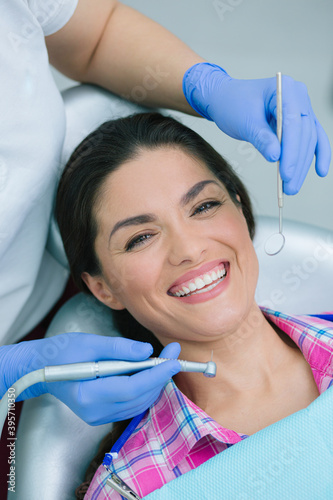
[56,113,332,499]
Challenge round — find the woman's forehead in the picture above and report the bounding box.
[104,146,220,196]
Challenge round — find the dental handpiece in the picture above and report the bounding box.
[44,357,217,382]
[0,358,216,439]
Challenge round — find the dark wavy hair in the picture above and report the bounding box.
[56,112,255,295]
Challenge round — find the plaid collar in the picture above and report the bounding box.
[149,310,333,470]
[149,378,244,470]
[262,308,333,378]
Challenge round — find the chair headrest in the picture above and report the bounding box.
[46,84,149,269]
[254,216,333,314]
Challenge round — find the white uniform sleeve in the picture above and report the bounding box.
[27,0,79,36]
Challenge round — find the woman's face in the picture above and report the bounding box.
[85,147,259,345]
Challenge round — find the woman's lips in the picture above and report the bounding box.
[169,265,230,304]
[168,261,228,297]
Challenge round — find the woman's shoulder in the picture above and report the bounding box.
[262,308,333,345]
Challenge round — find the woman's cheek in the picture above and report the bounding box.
[119,256,156,296]
[103,255,138,296]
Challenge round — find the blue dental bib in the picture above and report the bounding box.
[145,385,333,499]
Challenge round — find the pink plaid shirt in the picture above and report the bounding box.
[85,310,333,499]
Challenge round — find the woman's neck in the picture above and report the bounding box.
[172,304,302,416]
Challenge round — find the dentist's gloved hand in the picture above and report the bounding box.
[0,334,181,425]
[183,62,331,194]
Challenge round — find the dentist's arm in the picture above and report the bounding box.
[46,0,330,190]
[46,0,201,114]
[0,334,181,424]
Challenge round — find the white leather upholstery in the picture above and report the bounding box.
[254,216,333,314]
[10,85,333,500]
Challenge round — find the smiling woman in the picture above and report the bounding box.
[56,113,332,500]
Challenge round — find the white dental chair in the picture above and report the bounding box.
[9,84,333,500]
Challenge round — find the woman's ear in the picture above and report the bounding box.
[81,272,125,311]
[235,194,243,214]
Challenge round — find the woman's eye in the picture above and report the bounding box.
[192,200,221,216]
[126,233,153,251]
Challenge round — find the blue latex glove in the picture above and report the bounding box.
[183,63,331,194]
[0,334,181,425]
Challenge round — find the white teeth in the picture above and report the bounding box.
[194,278,205,289]
[193,280,220,294]
[171,265,227,297]
[203,274,213,285]
[191,276,226,295]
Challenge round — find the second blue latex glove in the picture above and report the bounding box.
[183,63,331,194]
[0,334,181,425]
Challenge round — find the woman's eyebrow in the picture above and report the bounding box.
[180,180,221,207]
[108,214,156,246]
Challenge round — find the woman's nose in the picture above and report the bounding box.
[167,225,206,266]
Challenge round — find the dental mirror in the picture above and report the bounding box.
[265,231,285,256]
[265,72,285,256]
